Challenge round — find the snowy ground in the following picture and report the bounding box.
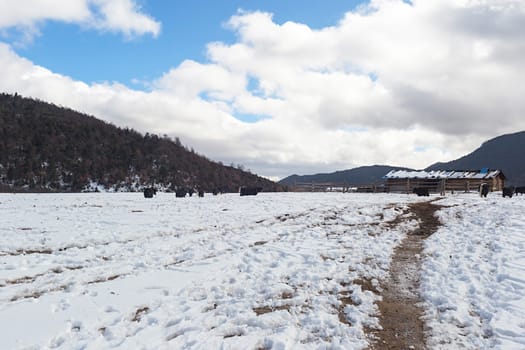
[0,192,524,349]
[423,194,525,349]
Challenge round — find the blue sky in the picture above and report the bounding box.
[11,1,364,87]
[1,0,523,180]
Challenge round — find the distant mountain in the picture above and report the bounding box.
[279,165,414,186]
[280,131,525,187]
[0,93,281,192]
[426,131,525,186]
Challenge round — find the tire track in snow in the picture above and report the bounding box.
[1,207,327,304]
[3,202,406,307]
[369,200,443,350]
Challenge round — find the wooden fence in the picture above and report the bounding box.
[384,178,490,195]
[290,178,491,195]
[289,182,384,193]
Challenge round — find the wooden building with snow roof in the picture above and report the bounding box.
[383,169,505,194]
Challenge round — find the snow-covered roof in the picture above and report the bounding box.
[384,169,503,180]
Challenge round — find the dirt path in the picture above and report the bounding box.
[369,201,443,350]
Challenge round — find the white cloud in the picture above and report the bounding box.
[155,60,246,100]
[89,0,161,38]
[1,0,525,180]
[0,0,160,40]
[0,1,91,28]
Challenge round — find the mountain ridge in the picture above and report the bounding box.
[279,165,415,186]
[425,130,525,185]
[280,131,525,186]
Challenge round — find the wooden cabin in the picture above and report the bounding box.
[383,169,505,194]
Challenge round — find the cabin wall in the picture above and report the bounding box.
[445,179,485,192]
[385,179,443,193]
[492,176,505,191]
[385,175,505,194]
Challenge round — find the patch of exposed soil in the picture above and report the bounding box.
[0,248,53,256]
[3,265,83,286]
[253,304,290,315]
[10,284,69,302]
[87,274,122,285]
[337,289,356,325]
[253,290,295,316]
[369,201,443,350]
[132,306,150,322]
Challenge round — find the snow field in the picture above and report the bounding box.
[0,192,418,349]
[2,191,524,349]
[422,194,525,349]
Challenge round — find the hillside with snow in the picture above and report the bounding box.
[0,192,524,349]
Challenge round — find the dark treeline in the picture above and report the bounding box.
[0,93,282,192]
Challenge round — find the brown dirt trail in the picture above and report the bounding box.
[369,201,443,350]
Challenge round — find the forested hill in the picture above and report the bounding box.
[0,93,281,193]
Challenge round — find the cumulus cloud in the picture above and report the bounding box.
[89,0,161,38]
[0,0,160,41]
[1,0,525,179]
[0,1,91,28]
